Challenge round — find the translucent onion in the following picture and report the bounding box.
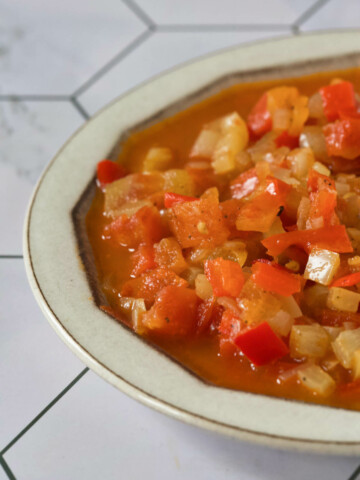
[332,328,360,368]
[195,274,213,300]
[297,364,335,396]
[304,248,340,286]
[142,147,174,172]
[267,310,294,336]
[299,126,327,161]
[290,324,329,359]
[327,287,360,313]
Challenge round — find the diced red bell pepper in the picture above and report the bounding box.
[331,271,360,288]
[131,244,157,278]
[307,169,335,193]
[121,266,188,308]
[251,261,301,297]
[319,81,356,122]
[164,192,198,208]
[323,119,360,160]
[234,322,289,366]
[230,168,259,200]
[235,177,291,233]
[275,131,299,150]
[204,257,245,298]
[262,225,353,257]
[247,93,272,137]
[97,160,126,188]
[141,285,199,337]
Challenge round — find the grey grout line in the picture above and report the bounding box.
[0,255,23,259]
[348,464,360,480]
[0,95,70,101]
[0,454,16,480]
[0,367,89,456]
[293,0,332,27]
[121,0,156,29]
[72,29,153,98]
[70,97,90,120]
[156,24,291,33]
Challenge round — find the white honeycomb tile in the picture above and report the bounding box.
[79,29,290,115]
[300,0,360,30]
[135,0,315,25]
[0,0,145,95]
[0,100,84,254]
[4,370,360,480]
[0,259,84,449]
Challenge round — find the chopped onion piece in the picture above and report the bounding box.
[190,129,220,158]
[312,161,330,177]
[304,248,340,286]
[327,287,360,313]
[335,181,351,196]
[290,324,329,359]
[163,169,195,196]
[352,349,360,379]
[332,328,360,368]
[299,126,327,161]
[280,295,302,318]
[308,92,325,119]
[303,285,329,309]
[195,274,213,300]
[287,148,314,180]
[297,365,335,396]
[182,267,203,287]
[323,326,343,341]
[142,147,174,172]
[268,310,294,336]
[217,297,242,316]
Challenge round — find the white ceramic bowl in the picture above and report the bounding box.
[24,31,360,455]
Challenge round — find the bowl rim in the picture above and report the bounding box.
[24,30,360,455]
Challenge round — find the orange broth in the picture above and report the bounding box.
[86,67,360,411]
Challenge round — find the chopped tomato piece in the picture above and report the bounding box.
[320,309,360,327]
[196,297,224,335]
[164,192,197,208]
[331,271,360,288]
[154,237,188,274]
[262,225,353,257]
[275,131,299,149]
[251,261,301,296]
[121,266,187,307]
[218,309,243,356]
[319,81,356,122]
[230,168,259,200]
[169,188,229,248]
[204,257,245,298]
[219,198,244,238]
[247,93,272,137]
[235,177,291,233]
[142,285,199,337]
[234,322,289,366]
[131,244,157,277]
[104,206,167,248]
[323,119,360,160]
[97,160,126,188]
[307,169,338,229]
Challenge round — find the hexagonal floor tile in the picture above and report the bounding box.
[300,0,360,30]
[0,259,84,449]
[79,29,290,115]
[4,370,360,480]
[135,0,315,25]
[0,100,84,254]
[0,0,145,95]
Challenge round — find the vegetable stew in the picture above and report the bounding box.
[86,67,360,410]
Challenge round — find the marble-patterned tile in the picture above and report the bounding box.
[0,100,83,254]
[0,259,84,450]
[135,0,315,25]
[0,0,145,95]
[300,0,360,30]
[5,370,360,480]
[79,29,290,115]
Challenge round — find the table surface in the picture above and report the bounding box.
[2,0,360,478]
